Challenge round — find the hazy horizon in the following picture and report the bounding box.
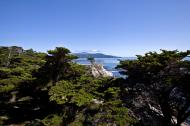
[1,0,190,56]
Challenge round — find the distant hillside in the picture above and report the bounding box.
[73,52,121,58]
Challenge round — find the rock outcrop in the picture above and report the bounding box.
[85,63,113,78]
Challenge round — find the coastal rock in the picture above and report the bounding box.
[85,64,113,78]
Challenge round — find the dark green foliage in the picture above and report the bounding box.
[87,56,95,64]
[117,50,190,126]
[0,46,135,126]
[45,47,78,83]
[2,46,189,126]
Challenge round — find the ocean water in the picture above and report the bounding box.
[74,57,136,77]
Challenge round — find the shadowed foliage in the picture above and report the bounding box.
[0,46,135,126]
[117,50,190,126]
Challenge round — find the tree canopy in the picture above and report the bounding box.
[117,49,190,126]
[0,46,135,126]
[0,46,189,126]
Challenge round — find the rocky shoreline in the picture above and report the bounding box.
[84,63,113,78]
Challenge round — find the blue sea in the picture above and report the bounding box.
[74,57,136,77]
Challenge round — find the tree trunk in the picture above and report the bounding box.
[176,111,190,126]
[159,86,175,126]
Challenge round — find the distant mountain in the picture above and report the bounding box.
[73,52,121,58]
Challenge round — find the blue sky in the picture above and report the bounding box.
[0,0,190,56]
